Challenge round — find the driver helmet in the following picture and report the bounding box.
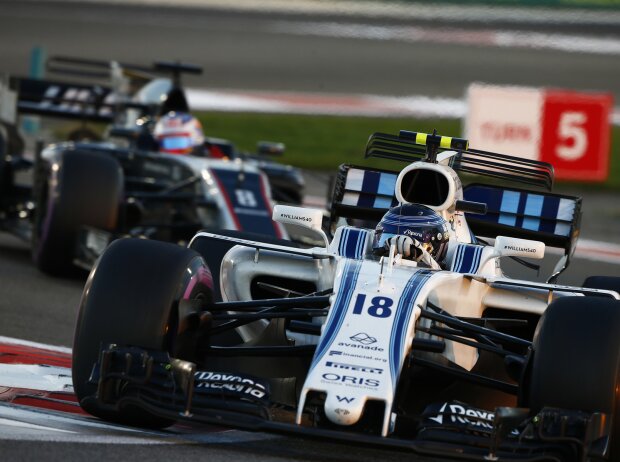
[154,111,204,155]
[373,204,450,261]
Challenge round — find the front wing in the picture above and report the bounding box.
[85,345,609,462]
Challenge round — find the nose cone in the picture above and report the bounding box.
[324,394,366,426]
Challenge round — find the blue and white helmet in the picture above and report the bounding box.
[373,204,450,261]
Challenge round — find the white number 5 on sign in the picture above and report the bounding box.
[556,111,587,161]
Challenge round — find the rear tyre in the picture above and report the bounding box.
[32,150,123,275]
[72,238,213,428]
[524,296,620,458]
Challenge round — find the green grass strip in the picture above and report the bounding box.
[196,112,619,189]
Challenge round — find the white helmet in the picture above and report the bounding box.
[153,111,204,155]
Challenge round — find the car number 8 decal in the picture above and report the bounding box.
[235,189,258,208]
[352,294,393,318]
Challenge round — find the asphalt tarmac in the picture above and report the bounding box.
[0,1,619,460]
[0,1,619,100]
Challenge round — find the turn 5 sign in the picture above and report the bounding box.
[466,84,613,182]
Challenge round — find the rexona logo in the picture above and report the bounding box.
[503,245,536,253]
[403,229,423,239]
[326,361,383,375]
[321,373,380,388]
[194,371,268,400]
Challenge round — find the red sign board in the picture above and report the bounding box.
[539,90,613,182]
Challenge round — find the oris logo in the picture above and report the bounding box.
[321,373,380,388]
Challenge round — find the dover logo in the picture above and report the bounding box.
[349,332,377,345]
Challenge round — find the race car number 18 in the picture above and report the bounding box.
[352,294,393,318]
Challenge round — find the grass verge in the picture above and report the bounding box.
[196,112,620,189]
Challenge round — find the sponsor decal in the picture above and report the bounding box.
[279,213,313,222]
[326,361,383,375]
[503,245,536,253]
[425,402,517,435]
[321,373,380,388]
[328,350,387,363]
[337,342,384,352]
[403,229,423,238]
[336,396,355,403]
[334,408,350,416]
[349,332,377,345]
[194,371,269,401]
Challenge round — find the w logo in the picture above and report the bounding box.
[336,396,355,403]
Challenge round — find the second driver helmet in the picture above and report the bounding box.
[373,204,450,261]
[154,111,205,155]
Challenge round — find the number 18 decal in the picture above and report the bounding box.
[352,294,393,318]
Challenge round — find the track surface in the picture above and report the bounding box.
[0,1,619,460]
[1,1,619,100]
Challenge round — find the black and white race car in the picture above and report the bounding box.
[0,58,303,275]
[71,130,620,461]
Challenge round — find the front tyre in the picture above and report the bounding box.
[72,238,213,428]
[583,276,620,294]
[524,296,620,459]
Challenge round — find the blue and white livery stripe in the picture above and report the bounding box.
[338,228,369,259]
[310,260,363,369]
[450,244,484,274]
[388,269,434,388]
[341,168,399,209]
[464,185,577,237]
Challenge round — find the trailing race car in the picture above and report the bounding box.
[0,58,303,275]
[71,130,620,461]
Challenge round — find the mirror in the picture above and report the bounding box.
[257,141,285,157]
[494,236,545,260]
[272,205,328,247]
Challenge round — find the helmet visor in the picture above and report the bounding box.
[373,231,399,250]
[160,134,193,152]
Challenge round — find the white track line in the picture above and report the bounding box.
[27,0,620,26]
[186,88,620,125]
[272,20,620,56]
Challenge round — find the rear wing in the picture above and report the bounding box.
[366,130,555,191]
[9,76,115,123]
[6,56,204,124]
[328,165,581,258]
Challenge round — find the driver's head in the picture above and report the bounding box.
[373,204,450,261]
[154,111,204,155]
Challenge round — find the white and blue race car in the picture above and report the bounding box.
[71,130,620,461]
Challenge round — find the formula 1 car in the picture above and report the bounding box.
[0,58,303,275]
[72,130,620,461]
